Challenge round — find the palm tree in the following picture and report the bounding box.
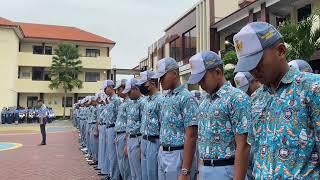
[278,10,320,61]
[49,43,83,118]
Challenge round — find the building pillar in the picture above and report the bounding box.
[17,93,20,107]
[261,2,269,22]
[74,93,78,103]
[249,9,254,23]
[210,28,220,53]
[113,69,117,82]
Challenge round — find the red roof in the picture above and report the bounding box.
[0,17,115,44]
[0,17,17,27]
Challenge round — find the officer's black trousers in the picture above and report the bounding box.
[40,123,46,144]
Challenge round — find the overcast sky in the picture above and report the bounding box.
[1,0,198,69]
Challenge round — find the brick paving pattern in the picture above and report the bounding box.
[0,121,100,180]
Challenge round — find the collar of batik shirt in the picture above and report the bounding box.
[109,94,118,101]
[148,92,161,101]
[262,66,300,92]
[168,85,185,96]
[207,81,232,99]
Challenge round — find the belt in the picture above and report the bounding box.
[160,145,184,151]
[129,133,142,138]
[99,123,106,125]
[89,122,96,124]
[142,135,159,142]
[116,131,126,135]
[106,124,115,128]
[200,158,235,167]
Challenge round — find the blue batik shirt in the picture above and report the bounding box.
[249,67,320,179]
[104,94,121,126]
[115,98,132,132]
[126,96,146,135]
[198,82,251,160]
[97,104,106,124]
[88,106,98,123]
[141,92,163,136]
[160,85,198,147]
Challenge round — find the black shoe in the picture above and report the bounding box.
[38,142,46,146]
[97,172,105,176]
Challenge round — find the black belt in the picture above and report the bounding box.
[100,123,106,125]
[89,122,96,124]
[106,124,115,128]
[161,145,184,151]
[142,135,159,142]
[129,133,142,138]
[116,131,126,135]
[200,158,235,167]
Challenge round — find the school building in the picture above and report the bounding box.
[0,17,115,116]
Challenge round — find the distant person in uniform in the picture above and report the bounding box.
[38,99,47,145]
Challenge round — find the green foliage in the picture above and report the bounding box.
[222,50,238,65]
[278,10,320,61]
[49,43,82,117]
[222,50,237,83]
[224,68,235,82]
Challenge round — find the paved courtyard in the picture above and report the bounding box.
[0,120,100,180]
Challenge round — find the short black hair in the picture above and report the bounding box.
[37,99,43,103]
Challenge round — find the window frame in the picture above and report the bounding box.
[85,72,100,82]
[86,48,100,57]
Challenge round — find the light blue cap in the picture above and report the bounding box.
[187,51,223,84]
[234,22,282,72]
[288,59,313,73]
[114,79,127,90]
[234,72,254,93]
[101,80,115,90]
[137,70,155,85]
[122,78,139,94]
[152,57,179,79]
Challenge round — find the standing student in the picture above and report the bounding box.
[37,99,47,145]
[153,57,198,180]
[187,51,250,180]
[234,22,320,179]
[122,78,145,180]
[234,72,261,180]
[137,70,163,180]
[115,79,132,180]
[103,80,121,180]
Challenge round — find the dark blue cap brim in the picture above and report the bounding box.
[235,51,263,72]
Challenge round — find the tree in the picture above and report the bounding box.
[278,10,320,61]
[49,43,83,118]
[223,50,238,65]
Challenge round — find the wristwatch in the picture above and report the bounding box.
[180,168,191,176]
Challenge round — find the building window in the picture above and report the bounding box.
[86,49,100,57]
[27,96,38,108]
[33,46,43,54]
[170,38,181,62]
[85,72,100,82]
[32,67,50,81]
[106,47,110,57]
[297,4,311,22]
[33,45,52,55]
[183,27,197,61]
[62,97,73,107]
[45,46,52,55]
